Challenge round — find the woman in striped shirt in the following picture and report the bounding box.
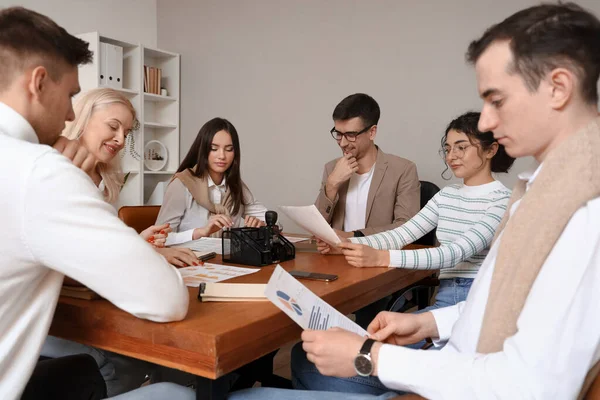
[319,111,515,311]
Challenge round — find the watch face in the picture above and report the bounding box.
[354,354,373,377]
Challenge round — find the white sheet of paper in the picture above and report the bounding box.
[178,263,259,287]
[265,265,367,336]
[284,236,310,243]
[173,237,223,254]
[279,205,341,246]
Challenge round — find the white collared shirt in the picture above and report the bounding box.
[343,163,376,232]
[157,175,268,246]
[0,102,189,400]
[377,163,600,399]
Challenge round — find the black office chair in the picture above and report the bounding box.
[414,181,440,246]
[389,180,441,312]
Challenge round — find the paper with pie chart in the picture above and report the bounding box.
[265,265,367,336]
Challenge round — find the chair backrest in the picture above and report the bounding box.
[414,181,440,246]
[117,206,161,234]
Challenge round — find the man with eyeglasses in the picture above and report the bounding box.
[315,93,420,241]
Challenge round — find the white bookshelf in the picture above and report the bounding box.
[76,32,180,208]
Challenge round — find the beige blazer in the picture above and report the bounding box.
[315,147,420,236]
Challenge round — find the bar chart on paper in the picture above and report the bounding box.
[308,306,331,330]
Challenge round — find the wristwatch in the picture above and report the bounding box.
[353,338,376,377]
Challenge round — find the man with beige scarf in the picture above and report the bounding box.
[227,3,600,400]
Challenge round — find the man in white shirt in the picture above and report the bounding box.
[227,3,600,400]
[0,7,194,400]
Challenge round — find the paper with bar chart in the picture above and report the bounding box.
[265,265,367,336]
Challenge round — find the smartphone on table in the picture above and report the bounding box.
[289,270,338,282]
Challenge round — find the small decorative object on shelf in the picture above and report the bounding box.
[144,140,168,171]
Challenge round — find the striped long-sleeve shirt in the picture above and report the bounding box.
[350,180,511,279]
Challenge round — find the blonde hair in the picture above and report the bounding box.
[62,88,138,204]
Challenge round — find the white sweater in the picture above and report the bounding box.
[351,181,511,279]
[0,102,189,400]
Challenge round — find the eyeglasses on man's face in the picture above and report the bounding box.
[330,125,372,142]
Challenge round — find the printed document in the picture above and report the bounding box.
[178,263,259,287]
[279,205,341,246]
[265,265,367,336]
[283,236,310,243]
[173,237,223,254]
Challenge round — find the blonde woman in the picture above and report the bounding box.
[42,88,198,396]
[60,88,199,266]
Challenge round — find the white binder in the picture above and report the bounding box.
[104,43,123,89]
[98,42,107,86]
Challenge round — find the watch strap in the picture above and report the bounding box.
[359,338,376,355]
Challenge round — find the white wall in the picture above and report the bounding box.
[1,0,157,46]
[164,1,595,231]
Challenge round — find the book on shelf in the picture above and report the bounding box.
[157,68,162,94]
[143,65,163,95]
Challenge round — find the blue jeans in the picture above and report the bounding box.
[227,388,399,400]
[109,383,195,399]
[290,278,473,395]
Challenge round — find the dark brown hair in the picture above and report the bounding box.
[466,3,600,104]
[177,118,245,216]
[0,7,93,90]
[332,93,380,128]
[441,111,515,179]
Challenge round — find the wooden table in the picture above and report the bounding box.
[49,244,433,398]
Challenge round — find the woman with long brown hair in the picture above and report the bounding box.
[157,117,267,245]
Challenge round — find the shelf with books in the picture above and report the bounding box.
[76,32,180,207]
[143,46,179,99]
